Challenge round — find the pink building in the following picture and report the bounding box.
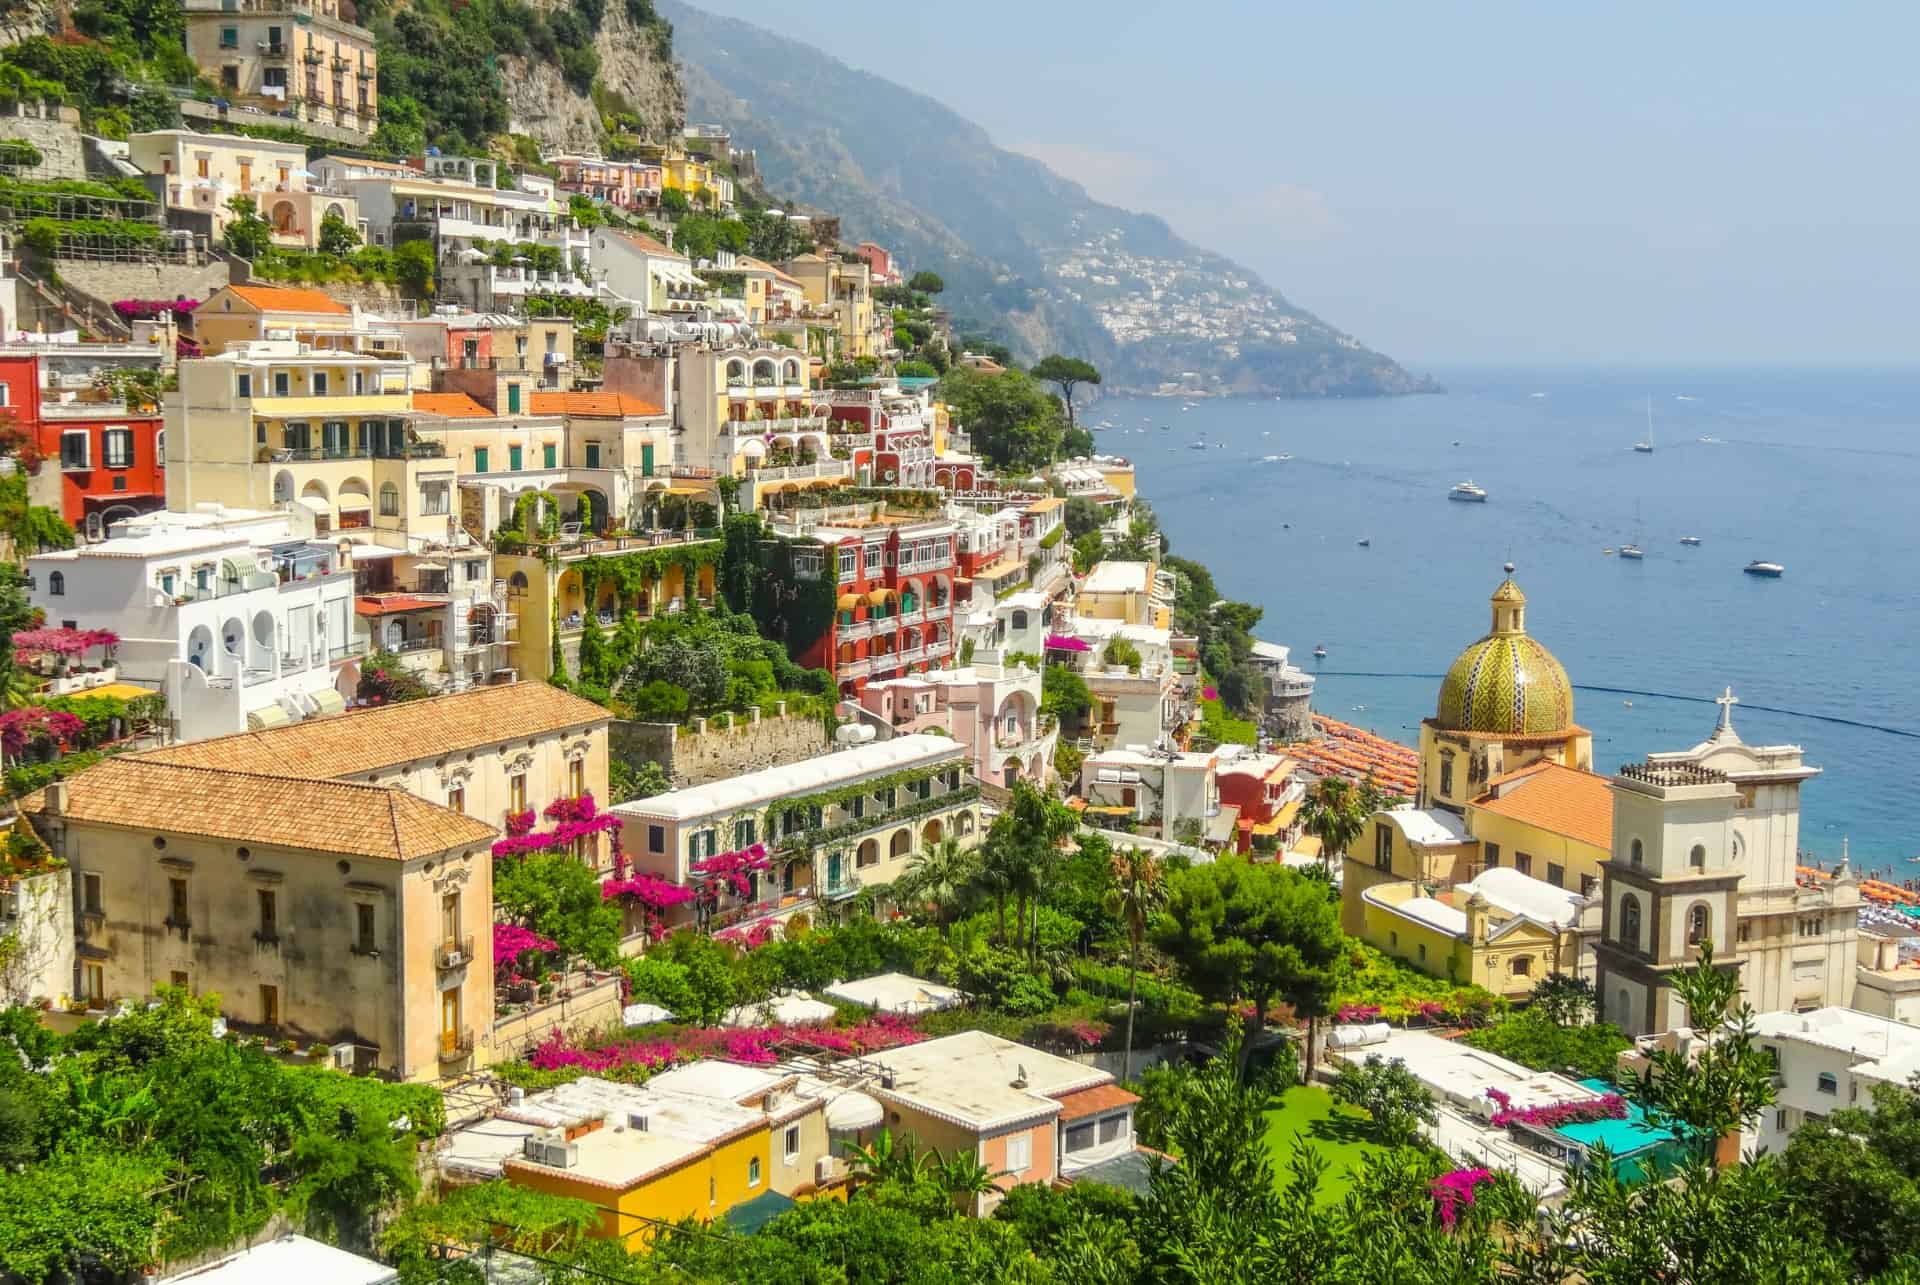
[851,660,1055,789]
[551,156,664,211]
[856,241,898,286]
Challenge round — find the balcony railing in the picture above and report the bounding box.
[437,1026,474,1060]
[436,935,476,970]
[272,442,445,462]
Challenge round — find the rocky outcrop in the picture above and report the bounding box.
[501,5,683,155]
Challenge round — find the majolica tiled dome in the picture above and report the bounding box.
[1434,579,1575,736]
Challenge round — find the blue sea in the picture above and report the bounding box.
[1097,368,1920,877]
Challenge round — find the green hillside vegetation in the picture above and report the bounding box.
[0,0,193,137]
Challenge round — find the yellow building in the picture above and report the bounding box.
[181,0,378,138]
[1464,760,1612,898]
[1353,868,1588,1000]
[21,756,496,1079]
[194,283,386,355]
[128,131,359,252]
[782,253,884,359]
[497,536,723,684]
[1078,559,1163,627]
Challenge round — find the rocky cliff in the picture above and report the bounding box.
[499,2,683,155]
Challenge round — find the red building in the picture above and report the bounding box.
[786,513,958,695]
[0,354,166,538]
[1216,752,1306,854]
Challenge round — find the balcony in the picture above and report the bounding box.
[271,441,445,462]
[836,656,872,679]
[436,935,476,970]
[331,54,350,70]
[837,617,873,643]
[303,47,324,63]
[437,1026,474,1061]
[750,460,849,486]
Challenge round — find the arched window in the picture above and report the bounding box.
[1688,903,1710,945]
[1010,610,1028,630]
[1439,754,1454,798]
[1689,843,1707,870]
[47,571,64,596]
[1620,894,1643,951]
[1630,838,1644,867]
[378,482,400,517]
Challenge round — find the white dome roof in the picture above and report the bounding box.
[825,1090,884,1132]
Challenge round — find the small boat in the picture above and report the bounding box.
[1634,396,1655,453]
[1619,543,1644,560]
[1312,644,1327,659]
[1356,538,1371,548]
[1159,424,1171,431]
[1744,560,1785,578]
[1679,535,1702,546]
[1448,480,1489,503]
[1698,435,1721,444]
[1186,440,1207,451]
[1602,547,1615,556]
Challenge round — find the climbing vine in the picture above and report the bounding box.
[574,544,724,608]
[748,535,838,658]
[764,763,956,833]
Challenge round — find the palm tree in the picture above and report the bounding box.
[1102,846,1167,1083]
[933,1152,1006,1215]
[840,1129,928,1185]
[1300,776,1369,879]
[901,836,975,927]
[972,835,1019,945]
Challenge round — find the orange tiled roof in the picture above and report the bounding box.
[1469,761,1612,850]
[411,391,493,419]
[528,391,665,418]
[1052,1083,1140,1122]
[17,758,494,860]
[355,594,444,616]
[136,682,610,780]
[223,284,351,315]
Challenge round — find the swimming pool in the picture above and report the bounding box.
[1557,1078,1689,1181]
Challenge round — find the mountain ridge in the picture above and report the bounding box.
[661,0,1438,397]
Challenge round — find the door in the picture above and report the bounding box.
[640,443,654,477]
[440,989,461,1053]
[827,852,843,892]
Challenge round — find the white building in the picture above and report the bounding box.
[1752,1007,1920,1152]
[26,506,358,741]
[850,660,1055,790]
[1082,746,1230,848]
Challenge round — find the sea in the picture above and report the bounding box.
[1094,367,1920,878]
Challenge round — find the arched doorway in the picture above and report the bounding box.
[921,818,942,849]
[888,829,911,862]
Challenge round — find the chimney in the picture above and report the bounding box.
[1464,890,1489,947]
[45,780,68,816]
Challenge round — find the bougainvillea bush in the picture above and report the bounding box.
[1430,1167,1495,1230]
[1484,1085,1628,1129]
[525,1011,926,1077]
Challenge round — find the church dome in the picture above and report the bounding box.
[1434,578,1575,736]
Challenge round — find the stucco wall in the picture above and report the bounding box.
[490,973,623,1063]
[612,707,825,790]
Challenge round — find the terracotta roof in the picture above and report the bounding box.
[528,391,665,418]
[1052,1083,1140,1122]
[222,284,352,316]
[355,594,444,616]
[136,682,610,780]
[1470,761,1613,851]
[17,758,493,860]
[611,229,683,258]
[411,392,494,419]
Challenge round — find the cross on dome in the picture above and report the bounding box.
[1715,686,1739,730]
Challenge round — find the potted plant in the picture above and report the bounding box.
[279,1037,300,1055]
[538,982,554,1002]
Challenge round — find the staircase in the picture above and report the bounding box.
[10,260,131,340]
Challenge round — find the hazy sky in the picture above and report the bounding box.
[680,1,1918,367]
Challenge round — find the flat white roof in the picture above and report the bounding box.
[1382,806,1472,847]
[614,733,962,821]
[870,1030,1109,1130]
[31,530,248,561]
[1395,895,1469,936]
[1249,639,1291,663]
[823,971,964,1014]
[1754,1007,1920,1067]
[158,1235,396,1284]
[1340,1028,1600,1117]
[1063,616,1171,648]
[1462,867,1586,929]
[1082,560,1152,595]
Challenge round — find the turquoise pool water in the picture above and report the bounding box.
[1562,1078,1687,1181]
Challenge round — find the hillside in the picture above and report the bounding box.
[661,1,1436,398]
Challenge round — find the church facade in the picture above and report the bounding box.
[1592,690,1861,1036]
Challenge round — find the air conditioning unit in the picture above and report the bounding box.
[627,1112,649,1132]
[815,1155,834,1185]
[330,1041,356,1071]
[523,1132,578,1168]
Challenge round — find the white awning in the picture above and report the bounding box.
[293,496,329,514]
[340,543,400,561]
[336,496,371,511]
[309,688,346,716]
[246,704,292,730]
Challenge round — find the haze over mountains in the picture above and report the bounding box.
[661,1,1436,397]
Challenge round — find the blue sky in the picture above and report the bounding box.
[680,1,1919,367]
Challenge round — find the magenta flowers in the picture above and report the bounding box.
[1430,1167,1495,1229]
[1484,1085,1627,1129]
[691,842,771,898]
[493,924,557,970]
[13,627,118,665]
[0,708,84,755]
[526,1011,926,1073]
[1335,1004,1383,1024]
[493,793,620,859]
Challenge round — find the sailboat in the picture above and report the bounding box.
[1620,501,1645,559]
[1634,398,1655,453]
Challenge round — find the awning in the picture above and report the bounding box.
[662,485,709,496]
[63,682,156,702]
[1292,835,1323,857]
[246,703,292,730]
[339,542,401,561]
[294,496,329,514]
[336,496,371,511]
[864,588,896,605]
[309,688,346,716]
[837,593,860,610]
[724,1189,797,1236]
[412,560,448,572]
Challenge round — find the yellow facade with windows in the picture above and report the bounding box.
[1355,879,1576,1000]
[495,543,722,684]
[505,1123,773,1247]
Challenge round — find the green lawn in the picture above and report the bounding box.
[1261,1085,1389,1201]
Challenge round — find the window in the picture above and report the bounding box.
[260,983,280,1027]
[274,371,291,396]
[1417,943,1427,962]
[219,23,238,45]
[1065,1121,1096,1153]
[170,970,189,990]
[507,383,522,414]
[1439,754,1454,797]
[473,447,488,472]
[748,1156,761,1187]
[543,443,557,469]
[168,877,188,925]
[850,794,864,820]
[838,548,857,580]
[509,772,527,816]
[1546,862,1564,888]
[1799,917,1822,939]
[103,428,133,468]
[864,544,882,572]
[1817,1072,1839,1096]
[1099,1115,1127,1145]
[1514,852,1533,877]
[784,1124,800,1163]
[1580,874,1597,897]
[83,963,104,1004]
[585,442,601,468]
[1373,823,1393,871]
[1776,1110,1788,1131]
[648,825,665,853]
[441,892,460,945]
[1737,922,1751,943]
[1510,955,1533,977]
[1690,843,1707,870]
[47,571,64,597]
[257,889,278,939]
[1389,930,1399,948]
[379,482,399,516]
[312,371,328,395]
[447,785,465,815]
[196,156,210,179]
[709,1176,716,1207]
[1483,842,1500,868]
[60,430,90,469]
[421,481,450,515]
[1688,904,1711,945]
[356,903,376,953]
[1630,838,1644,867]
[237,372,252,398]
[1004,1132,1032,1174]
[508,445,523,471]
[82,872,102,914]
[1620,894,1642,951]
[733,818,756,849]
[1010,609,1028,630]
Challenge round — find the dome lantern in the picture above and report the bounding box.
[1433,576,1573,737]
